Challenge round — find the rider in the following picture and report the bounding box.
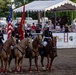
[43,25,53,42]
[25,28,32,38]
[0,29,4,49]
[12,26,20,44]
[15,27,20,44]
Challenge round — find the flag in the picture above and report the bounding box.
[7,5,13,38]
[18,5,25,40]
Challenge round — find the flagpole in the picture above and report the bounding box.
[24,0,25,4]
[23,0,26,20]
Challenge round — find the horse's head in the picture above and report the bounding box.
[36,34,43,48]
[8,36,16,46]
[26,37,33,50]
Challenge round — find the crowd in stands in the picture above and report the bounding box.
[0,17,76,35]
[0,18,76,44]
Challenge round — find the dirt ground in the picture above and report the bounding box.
[1,48,76,75]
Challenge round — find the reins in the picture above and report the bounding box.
[14,47,25,55]
[2,37,14,55]
[2,47,9,55]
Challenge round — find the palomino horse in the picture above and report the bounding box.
[25,34,43,72]
[39,37,57,71]
[0,36,16,73]
[13,37,33,73]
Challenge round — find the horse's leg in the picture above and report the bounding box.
[19,57,24,73]
[29,57,32,73]
[8,56,12,72]
[14,57,19,73]
[0,58,3,73]
[49,56,55,71]
[35,56,39,72]
[3,58,8,73]
[41,56,45,70]
[46,54,50,71]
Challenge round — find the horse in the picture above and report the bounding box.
[13,37,33,73]
[25,34,43,73]
[0,36,16,73]
[39,36,57,71]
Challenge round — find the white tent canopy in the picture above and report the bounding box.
[13,0,76,12]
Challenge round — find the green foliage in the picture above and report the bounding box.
[14,0,33,8]
[0,0,10,17]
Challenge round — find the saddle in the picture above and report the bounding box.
[39,37,52,57]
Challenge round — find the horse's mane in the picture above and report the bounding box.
[32,37,38,49]
[4,37,12,47]
[45,38,53,51]
[17,38,32,49]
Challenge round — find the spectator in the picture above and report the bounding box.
[36,23,42,33]
[48,20,54,32]
[69,25,73,32]
[55,23,61,32]
[31,23,36,33]
[64,26,69,32]
[71,19,76,32]
[61,25,65,32]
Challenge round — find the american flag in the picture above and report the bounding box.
[7,4,13,38]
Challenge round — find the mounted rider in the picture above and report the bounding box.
[43,24,53,46]
[12,25,20,44]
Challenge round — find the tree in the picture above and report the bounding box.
[0,0,11,17]
[14,0,30,8]
[71,0,76,3]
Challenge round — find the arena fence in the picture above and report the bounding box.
[3,32,76,48]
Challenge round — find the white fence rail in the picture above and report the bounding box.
[3,33,76,48]
[53,33,76,48]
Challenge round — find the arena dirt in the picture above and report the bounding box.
[1,48,76,75]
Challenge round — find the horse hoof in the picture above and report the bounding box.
[8,69,12,72]
[3,68,7,73]
[0,68,3,74]
[36,68,40,72]
[29,67,32,73]
[19,70,23,73]
[29,71,32,73]
[42,67,46,71]
[14,68,18,73]
[37,70,40,73]
[46,68,49,71]
[20,71,23,73]
[14,71,17,73]
[19,67,23,73]
[55,55,58,57]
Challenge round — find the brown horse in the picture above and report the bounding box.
[0,36,16,73]
[39,37,57,71]
[13,37,33,73]
[25,34,43,73]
